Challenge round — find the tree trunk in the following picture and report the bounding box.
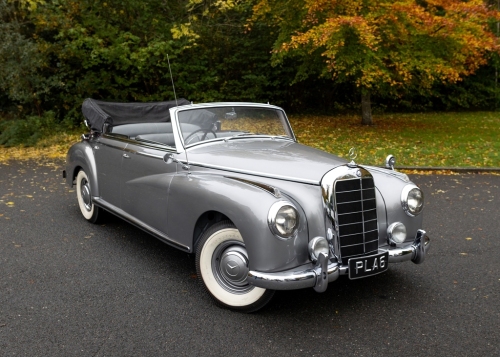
[361,91,373,125]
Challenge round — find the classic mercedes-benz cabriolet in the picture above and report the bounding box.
[64,98,430,312]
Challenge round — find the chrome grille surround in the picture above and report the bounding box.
[320,166,379,266]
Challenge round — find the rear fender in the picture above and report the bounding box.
[65,141,99,196]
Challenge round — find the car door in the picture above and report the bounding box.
[93,136,128,208]
[120,140,178,235]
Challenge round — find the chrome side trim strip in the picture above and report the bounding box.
[101,134,177,153]
[226,176,282,198]
[97,140,127,151]
[136,151,164,160]
[92,197,190,252]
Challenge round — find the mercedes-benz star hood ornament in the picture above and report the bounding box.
[348,147,358,167]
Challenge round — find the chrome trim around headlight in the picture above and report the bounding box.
[401,184,424,217]
[267,201,299,239]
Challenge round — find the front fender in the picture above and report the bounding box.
[368,168,424,243]
[65,141,99,196]
[166,173,310,272]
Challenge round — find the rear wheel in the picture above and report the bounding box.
[195,221,274,313]
[76,169,102,223]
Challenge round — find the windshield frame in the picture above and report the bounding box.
[169,103,297,151]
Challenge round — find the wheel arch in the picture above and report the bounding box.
[192,210,231,251]
[65,141,99,196]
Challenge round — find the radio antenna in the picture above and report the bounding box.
[166,54,190,173]
[167,54,178,106]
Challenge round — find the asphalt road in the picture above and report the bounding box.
[0,160,499,357]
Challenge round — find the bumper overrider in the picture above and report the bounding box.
[247,230,430,292]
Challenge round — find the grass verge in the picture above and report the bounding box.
[289,111,499,168]
[0,111,498,168]
[0,133,80,163]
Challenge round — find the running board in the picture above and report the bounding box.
[92,197,191,252]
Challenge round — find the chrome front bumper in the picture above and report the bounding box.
[248,230,430,292]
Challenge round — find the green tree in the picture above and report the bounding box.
[0,0,60,116]
[30,0,193,121]
[169,0,297,105]
[252,0,500,124]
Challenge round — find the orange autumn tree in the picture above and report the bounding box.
[251,0,500,124]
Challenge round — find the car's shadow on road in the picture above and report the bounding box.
[85,209,434,318]
[267,267,431,312]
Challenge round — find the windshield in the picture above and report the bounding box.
[177,106,293,146]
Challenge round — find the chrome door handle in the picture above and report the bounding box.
[123,154,130,159]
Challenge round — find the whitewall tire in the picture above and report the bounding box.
[76,169,101,223]
[195,221,274,312]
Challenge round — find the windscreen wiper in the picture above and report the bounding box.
[224,132,257,142]
[270,135,294,141]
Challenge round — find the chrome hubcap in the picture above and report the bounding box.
[80,179,92,212]
[212,241,253,294]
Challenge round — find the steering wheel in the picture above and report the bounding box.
[184,128,217,145]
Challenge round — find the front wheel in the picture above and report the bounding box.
[195,221,274,313]
[76,169,102,223]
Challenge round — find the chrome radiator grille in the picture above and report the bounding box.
[335,177,379,265]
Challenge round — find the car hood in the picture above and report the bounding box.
[186,139,348,184]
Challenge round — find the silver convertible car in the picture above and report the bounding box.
[64,99,430,312]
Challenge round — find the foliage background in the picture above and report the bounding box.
[0,0,499,138]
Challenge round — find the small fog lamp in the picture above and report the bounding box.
[308,237,329,262]
[387,222,407,245]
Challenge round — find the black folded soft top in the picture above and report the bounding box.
[82,98,190,132]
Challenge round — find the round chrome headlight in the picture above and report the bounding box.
[308,237,329,262]
[268,201,299,238]
[401,184,424,216]
[387,222,407,245]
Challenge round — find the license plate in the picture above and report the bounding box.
[348,251,389,280]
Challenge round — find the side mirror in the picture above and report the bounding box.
[163,153,190,170]
[164,153,174,164]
